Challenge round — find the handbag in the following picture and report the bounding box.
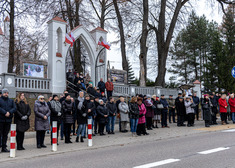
[157,104,164,109]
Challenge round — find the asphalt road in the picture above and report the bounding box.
[1,130,235,168]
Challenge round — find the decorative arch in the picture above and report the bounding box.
[64,26,98,84]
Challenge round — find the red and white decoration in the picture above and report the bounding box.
[88,119,92,147]
[10,124,16,158]
[52,121,57,152]
[98,40,111,50]
[65,32,75,47]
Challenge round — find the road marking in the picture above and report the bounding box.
[198,147,230,155]
[133,159,180,168]
[222,129,235,132]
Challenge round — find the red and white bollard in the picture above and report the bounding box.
[87,118,92,147]
[10,124,16,158]
[52,121,57,152]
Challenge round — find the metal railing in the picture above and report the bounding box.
[15,76,50,93]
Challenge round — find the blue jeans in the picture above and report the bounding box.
[130,118,139,133]
[232,113,235,123]
[106,116,116,132]
[77,124,86,137]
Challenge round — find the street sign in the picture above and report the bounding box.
[232,67,235,78]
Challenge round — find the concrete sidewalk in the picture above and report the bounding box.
[0,120,234,163]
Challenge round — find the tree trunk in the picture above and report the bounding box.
[155,0,189,87]
[139,0,149,86]
[100,0,106,28]
[113,0,128,72]
[8,0,15,73]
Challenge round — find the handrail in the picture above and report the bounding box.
[66,80,95,98]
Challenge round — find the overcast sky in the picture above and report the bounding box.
[106,1,225,82]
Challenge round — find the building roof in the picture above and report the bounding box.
[51,16,67,23]
[90,27,108,33]
[0,27,3,35]
[193,80,201,84]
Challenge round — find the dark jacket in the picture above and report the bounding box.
[34,100,51,131]
[84,99,95,117]
[87,87,96,97]
[210,96,218,114]
[98,81,106,92]
[116,99,121,113]
[106,101,117,116]
[95,92,102,99]
[96,104,109,124]
[201,98,212,121]
[0,96,16,123]
[160,98,169,112]
[62,100,74,124]
[49,100,62,122]
[176,100,186,116]
[129,102,139,119]
[193,96,200,106]
[153,99,162,115]
[14,100,31,132]
[101,95,107,104]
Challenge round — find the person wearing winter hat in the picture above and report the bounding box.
[49,94,62,145]
[0,88,16,152]
[34,95,51,148]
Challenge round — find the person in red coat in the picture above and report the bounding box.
[228,94,235,124]
[105,78,114,100]
[218,94,228,125]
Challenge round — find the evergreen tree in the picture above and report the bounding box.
[127,59,135,84]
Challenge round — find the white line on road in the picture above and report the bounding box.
[198,147,230,155]
[133,159,180,168]
[222,129,235,132]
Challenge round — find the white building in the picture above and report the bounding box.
[0,16,10,74]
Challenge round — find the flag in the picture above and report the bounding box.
[98,40,111,50]
[65,33,73,47]
[70,32,75,42]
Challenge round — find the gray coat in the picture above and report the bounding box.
[184,101,195,114]
[118,102,129,122]
[34,100,51,131]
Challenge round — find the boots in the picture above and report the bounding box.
[76,136,79,143]
[80,136,84,143]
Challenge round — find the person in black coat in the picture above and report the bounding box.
[59,91,68,140]
[87,83,96,97]
[0,88,16,152]
[96,99,109,135]
[49,95,62,145]
[98,78,106,93]
[94,97,100,134]
[62,94,74,144]
[14,93,31,150]
[129,97,140,137]
[175,96,186,126]
[106,97,117,134]
[210,94,218,125]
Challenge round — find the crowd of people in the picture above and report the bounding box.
[0,80,234,153]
